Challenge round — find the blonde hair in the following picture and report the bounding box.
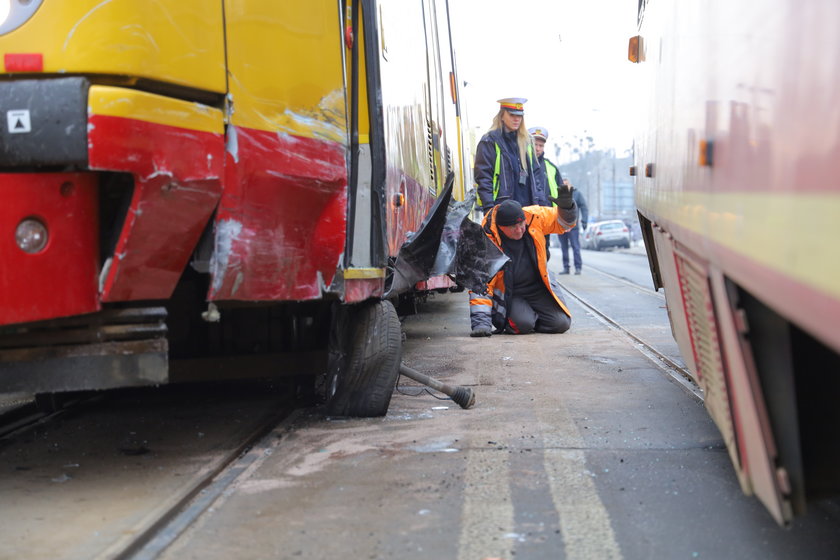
[489,109,533,170]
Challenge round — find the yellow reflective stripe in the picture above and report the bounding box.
[343,268,386,279]
[545,160,559,202]
[639,191,840,299]
[492,143,502,201]
[487,143,533,204]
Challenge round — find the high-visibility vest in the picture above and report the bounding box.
[545,159,560,204]
[484,142,535,205]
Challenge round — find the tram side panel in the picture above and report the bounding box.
[376,0,451,257]
[434,0,472,202]
[632,0,840,524]
[373,0,467,292]
[210,0,350,303]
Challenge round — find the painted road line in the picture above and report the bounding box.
[457,446,514,560]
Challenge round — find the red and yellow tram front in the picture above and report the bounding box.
[0,1,227,326]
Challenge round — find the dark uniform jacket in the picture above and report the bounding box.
[474,128,549,209]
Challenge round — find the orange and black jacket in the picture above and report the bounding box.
[469,204,576,332]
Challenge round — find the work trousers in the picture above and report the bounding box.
[559,227,582,271]
[504,288,570,334]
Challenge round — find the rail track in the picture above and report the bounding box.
[585,260,666,300]
[116,408,300,560]
[0,380,301,560]
[559,265,703,403]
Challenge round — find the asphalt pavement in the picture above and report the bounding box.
[149,286,840,560]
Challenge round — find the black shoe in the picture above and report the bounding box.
[574,269,581,275]
[559,269,570,275]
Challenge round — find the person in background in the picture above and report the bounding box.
[468,190,577,338]
[530,126,590,275]
[556,177,588,274]
[473,98,549,212]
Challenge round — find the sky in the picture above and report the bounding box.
[448,0,640,162]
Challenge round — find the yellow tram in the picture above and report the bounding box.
[0,0,471,416]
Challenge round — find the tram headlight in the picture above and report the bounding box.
[0,0,44,36]
[15,218,48,254]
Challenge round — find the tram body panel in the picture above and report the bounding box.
[210,0,350,302]
[89,87,226,302]
[377,0,451,257]
[0,0,226,93]
[633,0,840,524]
[0,173,100,325]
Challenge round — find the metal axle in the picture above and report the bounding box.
[398,363,475,409]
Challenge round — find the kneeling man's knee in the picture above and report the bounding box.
[538,313,571,334]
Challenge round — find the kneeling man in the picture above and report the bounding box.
[469,185,578,336]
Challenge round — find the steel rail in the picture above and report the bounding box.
[0,388,302,559]
[0,393,102,441]
[584,262,666,300]
[115,407,301,560]
[559,282,704,403]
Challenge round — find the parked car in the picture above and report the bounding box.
[582,220,631,250]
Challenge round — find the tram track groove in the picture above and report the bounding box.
[584,260,666,299]
[0,385,305,560]
[0,404,51,441]
[0,393,103,442]
[110,405,301,560]
[559,282,704,403]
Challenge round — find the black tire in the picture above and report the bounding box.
[326,300,402,417]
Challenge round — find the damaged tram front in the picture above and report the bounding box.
[0,0,477,416]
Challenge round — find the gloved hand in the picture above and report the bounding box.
[549,182,575,210]
[581,221,587,230]
[470,326,492,337]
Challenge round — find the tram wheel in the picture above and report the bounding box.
[326,299,402,417]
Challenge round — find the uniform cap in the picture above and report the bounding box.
[497,97,527,115]
[529,126,549,141]
[495,200,526,226]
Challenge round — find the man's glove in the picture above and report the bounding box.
[549,183,575,210]
[470,326,492,337]
[581,221,587,230]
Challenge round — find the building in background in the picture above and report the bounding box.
[558,149,634,224]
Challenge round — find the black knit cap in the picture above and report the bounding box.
[495,200,525,226]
